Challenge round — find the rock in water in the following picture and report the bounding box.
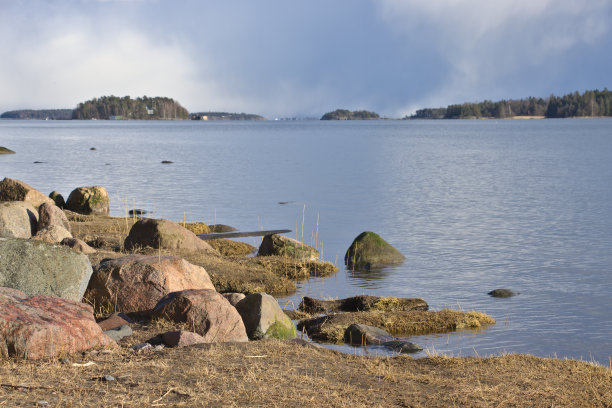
[488,289,518,298]
[65,186,110,215]
[152,289,248,343]
[0,201,38,238]
[344,323,394,345]
[85,254,215,314]
[257,234,319,261]
[0,177,54,207]
[234,293,297,340]
[0,146,16,154]
[123,218,216,253]
[382,340,422,354]
[0,238,93,301]
[299,295,428,314]
[0,290,115,359]
[344,231,405,269]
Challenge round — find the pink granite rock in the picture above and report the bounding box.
[97,312,134,331]
[85,254,216,314]
[153,289,248,343]
[161,330,207,348]
[0,290,116,359]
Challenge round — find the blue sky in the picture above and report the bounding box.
[1,0,611,117]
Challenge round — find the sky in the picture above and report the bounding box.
[1,0,611,118]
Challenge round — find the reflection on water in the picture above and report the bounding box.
[346,264,403,288]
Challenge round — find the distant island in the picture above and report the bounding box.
[190,112,265,121]
[408,89,612,119]
[1,96,265,121]
[0,109,73,120]
[321,109,380,120]
[72,96,189,120]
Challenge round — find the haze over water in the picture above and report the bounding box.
[1,119,611,364]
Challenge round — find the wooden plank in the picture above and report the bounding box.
[196,229,291,240]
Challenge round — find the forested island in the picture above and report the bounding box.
[72,96,189,120]
[321,109,380,120]
[408,89,612,119]
[190,112,265,120]
[0,109,73,120]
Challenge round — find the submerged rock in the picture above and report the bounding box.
[344,231,405,270]
[488,289,518,298]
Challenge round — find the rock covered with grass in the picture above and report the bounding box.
[0,238,93,301]
[85,254,216,314]
[123,218,217,253]
[235,293,297,340]
[66,186,110,215]
[258,234,320,261]
[0,146,15,154]
[299,295,428,314]
[0,177,53,208]
[344,231,405,269]
[152,289,248,343]
[0,201,38,238]
[48,191,65,208]
[0,288,115,359]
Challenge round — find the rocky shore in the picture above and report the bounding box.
[1,177,611,406]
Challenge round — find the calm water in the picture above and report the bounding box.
[1,119,611,364]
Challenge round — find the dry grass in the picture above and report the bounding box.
[1,340,610,407]
[298,309,496,343]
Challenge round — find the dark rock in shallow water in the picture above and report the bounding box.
[299,295,428,314]
[382,340,422,354]
[344,323,394,345]
[488,289,518,298]
[161,160,173,164]
[90,147,96,151]
[128,209,149,216]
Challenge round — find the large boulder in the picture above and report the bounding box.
[344,231,405,269]
[0,289,115,359]
[123,218,216,253]
[235,293,297,340]
[37,202,71,232]
[0,201,38,238]
[0,178,54,208]
[0,238,93,301]
[152,289,248,343]
[258,234,319,261]
[85,254,216,314]
[65,186,110,215]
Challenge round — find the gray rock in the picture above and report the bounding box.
[0,201,38,238]
[130,343,152,352]
[103,325,133,342]
[488,289,518,298]
[0,238,93,301]
[32,225,72,243]
[344,231,405,270]
[235,293,297,340]
[344,323,394,345]
[382,340,422,354]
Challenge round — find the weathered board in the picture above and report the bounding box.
[196,229,291,240]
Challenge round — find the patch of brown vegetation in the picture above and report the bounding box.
[206,238,256,256]
[298,309,496,343]
[0,340,610,407]
[299,295,428,314]
[181,221,210,235]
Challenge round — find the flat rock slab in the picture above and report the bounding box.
[299,295,428,314]
[0,289,115,359]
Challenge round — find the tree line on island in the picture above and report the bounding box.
[408,89,612,119]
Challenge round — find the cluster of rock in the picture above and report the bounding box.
[0,177,297,360]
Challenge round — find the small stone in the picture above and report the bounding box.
[60,358,70,365]
[131,343,152,352]
[161,160,173,164]
[153,345,165,352]
[37,400,49,406]
[102,375,115,382]
[97,312,134,331]
[103,325,133,342]
[90,147,97,151]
